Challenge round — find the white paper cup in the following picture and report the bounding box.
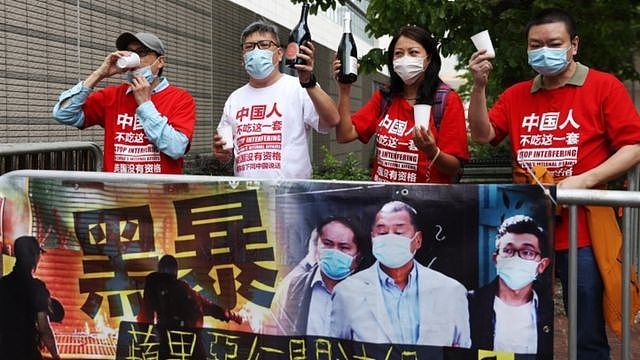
[116,52,141,69]
[471,30,495,58]
[218,126,234,150]
[413,104,431,130]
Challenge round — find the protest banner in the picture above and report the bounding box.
[0,174,554,359]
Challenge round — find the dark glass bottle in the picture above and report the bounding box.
[337,11,358,84]
[285,2,311,68]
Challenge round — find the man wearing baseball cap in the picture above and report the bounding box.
[0,236,61,359]
[53,32,196,174]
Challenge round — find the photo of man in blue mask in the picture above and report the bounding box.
[468,215,552,355]
[267,216,370,336]
[330,201,471,347]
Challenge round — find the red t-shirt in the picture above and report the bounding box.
[82,84,196,174]
[489,65,640,250]
[352,89,469,183]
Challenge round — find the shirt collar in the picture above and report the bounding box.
[377,260,418,289]
[531,62,588,93]
[310,266,328,290]
[126,76,170,94]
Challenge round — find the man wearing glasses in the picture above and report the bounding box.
[53,32,196,174]
[468,215,553,355]
[213,21,339,179]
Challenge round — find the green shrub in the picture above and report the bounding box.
[468,137,512,161]
[313,146,371,181]
[183,153,233,176]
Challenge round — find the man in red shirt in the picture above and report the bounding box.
[468,8,640,359]
[53,32,196,174]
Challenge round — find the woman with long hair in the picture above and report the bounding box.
[333,26,469,183]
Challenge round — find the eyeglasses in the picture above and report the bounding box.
[498,247,541,261]
[241,40,279,52]
[128,46,155,57]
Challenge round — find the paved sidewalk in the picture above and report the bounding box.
[554,315,640,359]
[553,282,639,359]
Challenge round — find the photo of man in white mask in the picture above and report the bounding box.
[468,214,553,355]
[330,200,470,347]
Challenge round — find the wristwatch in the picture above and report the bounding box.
[300,74,317,88]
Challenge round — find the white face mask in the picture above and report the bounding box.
[372,233,417,269]
[496,255,540,290]
[392,56,426,85]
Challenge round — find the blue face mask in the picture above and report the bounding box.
[319,248,354,280]
[496,255,540,290]
[527,46,570,76]
[127,63,156,84]
[372,233,416,269]
[243,48,275,80]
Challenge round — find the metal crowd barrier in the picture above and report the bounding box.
[1,169,638,359]
[559,165,640,360]
[629,166,640,295]
[459,157,513,184]
[0,142,103,175]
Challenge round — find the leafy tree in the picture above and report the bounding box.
[292,0,640,104]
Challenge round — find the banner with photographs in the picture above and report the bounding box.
[0,173,555,359]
